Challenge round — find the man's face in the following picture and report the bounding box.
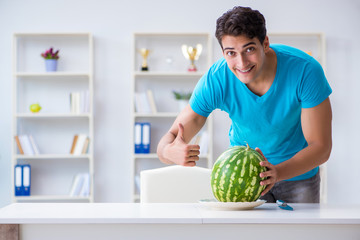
[221,35,269,84]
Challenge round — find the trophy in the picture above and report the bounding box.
[181,44,202,72]
[139,48,150,71]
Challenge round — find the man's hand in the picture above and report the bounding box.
[255,147,278,196]
[163,123,201,166]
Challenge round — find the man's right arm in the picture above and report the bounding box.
[156,104,207,166]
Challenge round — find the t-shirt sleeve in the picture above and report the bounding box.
[298,59,332,108]
[189,69,220,117]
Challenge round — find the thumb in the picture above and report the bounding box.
[176,123,185,141]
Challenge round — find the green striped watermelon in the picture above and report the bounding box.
[211,144,267,202]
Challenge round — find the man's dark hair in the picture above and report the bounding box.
[215,6,267,48]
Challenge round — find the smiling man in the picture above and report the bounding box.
[157,6,332,203]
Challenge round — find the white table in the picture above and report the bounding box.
[0,203,359,240]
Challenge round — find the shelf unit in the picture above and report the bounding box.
[11,33,94,202]
[131,33,213,202]
[268,32,326,69]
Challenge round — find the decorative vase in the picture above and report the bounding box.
[45,59,58,72]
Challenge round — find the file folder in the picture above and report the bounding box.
[14,165,23,196]
[141,122,151,154]
[22,164,31,196]
[134,122,142,153]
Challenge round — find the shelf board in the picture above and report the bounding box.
[134,153,209,159]
[134,71,205,77]
[14,154,91,159]
[14,32,91,37]
[134,112,178,118]
[15,72,90,77]
[134,153,158,159]
[134,32,210,37]
[14,195,91,201]
[15,113,91,118]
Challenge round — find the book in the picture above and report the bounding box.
[83,90,90,113]
[18,135,35,155]
[14,136,24,154]
[28,135,40,155]
[70,135,79,154]
[69,173,85,196]
[79,173,90,197]
[134,92,152,113]
[70,92,80,114]
[146,90,157,114]
[70,91,89,114]
[82,137,90,154]
[72,134,88,155]
[69,173,90,197]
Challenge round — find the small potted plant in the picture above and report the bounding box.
[172,90,192,111]
[41,47,60,72]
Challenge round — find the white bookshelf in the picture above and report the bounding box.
[131,33,213,202]
[268,32,326,69]
[11,32,94,202]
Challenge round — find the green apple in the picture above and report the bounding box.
[30,103,41,113]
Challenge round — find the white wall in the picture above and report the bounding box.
[1,0,359,207]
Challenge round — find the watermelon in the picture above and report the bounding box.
[211,144,267,202]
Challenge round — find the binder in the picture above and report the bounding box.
[22,165,31,196]
[14,165,23,196]
[141,122,151,154]
[14,164,31,196]
[134,122,142,153]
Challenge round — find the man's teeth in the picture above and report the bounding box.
[240,67,252,73]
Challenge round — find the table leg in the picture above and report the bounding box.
[0,224,19,240]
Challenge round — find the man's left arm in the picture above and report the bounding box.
[259,97,332,192]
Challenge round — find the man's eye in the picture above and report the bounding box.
[246,47,255,53]
[226,51,236,57]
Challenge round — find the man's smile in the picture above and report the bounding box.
[235,65,255,74]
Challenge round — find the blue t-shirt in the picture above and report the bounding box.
[190,44,332,181]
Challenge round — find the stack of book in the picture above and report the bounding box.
[134,90,157,114]
[70,91,90,114]
[70,134,90,155]
[14,135,40,155]
[69,173,90,197]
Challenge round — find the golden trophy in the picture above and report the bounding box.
[181,44,202,72]
[139,48,150,71]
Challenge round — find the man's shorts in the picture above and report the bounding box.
[259,171,320,203]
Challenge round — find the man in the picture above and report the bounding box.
[157,6,332,203]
